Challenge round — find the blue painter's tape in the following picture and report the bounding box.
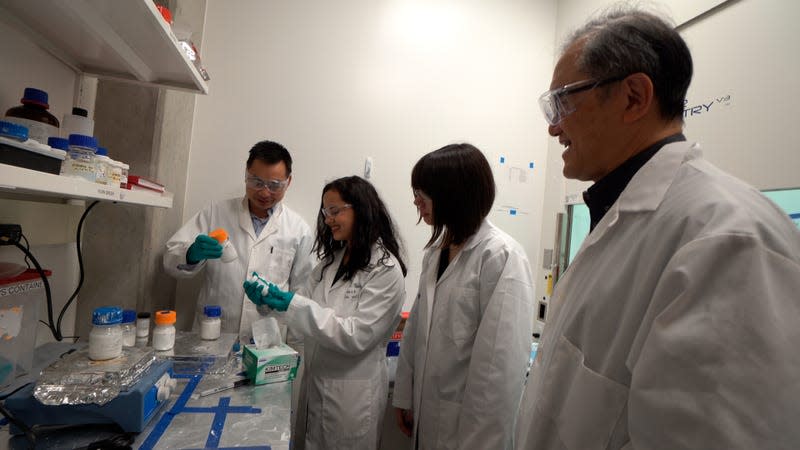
[529,162,534,169]
[510,209,517,215]
[139,374,203,450]
[206,397,231,448]
[500,156,505,163]
[185,447,271,450]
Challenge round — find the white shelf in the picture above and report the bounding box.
[0,0,208,94]
[0,163,173,208]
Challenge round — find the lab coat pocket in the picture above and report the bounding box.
[448,287,480,343]
[539,335,628,450]
[435,399,461,450]
[321,377,373,444]
[268,247,296,286]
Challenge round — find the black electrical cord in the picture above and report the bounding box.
[21,233,32,269]
[56,200,100,340]
[12,240,59,341]
[0,401,36,446]
[12,200,100,342]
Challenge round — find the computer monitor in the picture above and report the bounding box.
[563,186,800,268]
[762,187,800,228]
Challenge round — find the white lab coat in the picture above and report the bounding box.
[288,243,405,450]
[393,220,534,450]
[163,197,314,340]
[515,141,800,450]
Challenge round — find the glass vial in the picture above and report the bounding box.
[153,310,177,351]
[62,134,98,182]
[136,311,151,338]
[89,306,123,361]
[120,309,137,347]
[200,305,222,340]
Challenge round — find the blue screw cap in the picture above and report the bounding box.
[21,87,49,108]
[68,134,98,150]
[0,121,29,141]
[92,306,123,325]
[47,137,69,150]
[204,305,222,317]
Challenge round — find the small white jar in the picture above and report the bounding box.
[136,311,151,338]
[120,309,137,347]
[200,305,222,340]
[119,161,129,188]
[153,310,177,351]
[89,306,123,361]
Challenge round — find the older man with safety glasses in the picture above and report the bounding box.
[164,140,313,347]
[515,6,800,450]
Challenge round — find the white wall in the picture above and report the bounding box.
[187,0,558,310]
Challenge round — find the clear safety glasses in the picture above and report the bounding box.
[321,204,352,218]
[538,75,625,126]
[245,174,289,193]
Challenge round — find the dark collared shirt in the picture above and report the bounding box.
[583,133,685,231]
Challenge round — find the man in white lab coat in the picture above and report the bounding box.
[515,7,800,450]
[163,140,313,343]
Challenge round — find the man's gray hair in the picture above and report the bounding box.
[563,5,692,120]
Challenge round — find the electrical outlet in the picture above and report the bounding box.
[0,224,22,246]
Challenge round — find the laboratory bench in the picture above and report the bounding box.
[0,332,292,449]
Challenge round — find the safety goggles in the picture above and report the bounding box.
[538,75,625,126]
[245,174,289,193]
[321,204,352,218]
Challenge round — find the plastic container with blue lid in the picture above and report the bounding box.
[0,120,29,141]
[201,305,222,340]
[89,306,123,361]
[0,133,66,175]
[62,134,98,182]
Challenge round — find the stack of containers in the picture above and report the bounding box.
[3,88,134,188]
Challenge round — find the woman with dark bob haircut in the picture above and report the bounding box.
[392,143,535,449]
[245,175,406,450]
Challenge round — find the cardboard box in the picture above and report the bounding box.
[242,344,299,385]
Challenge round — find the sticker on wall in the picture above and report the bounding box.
[683,93,733,119]
[495,205,528,217]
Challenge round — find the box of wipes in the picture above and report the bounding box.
[242,344,300,385]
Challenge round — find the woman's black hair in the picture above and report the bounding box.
[313,176,407,281]
[411,143,495,248]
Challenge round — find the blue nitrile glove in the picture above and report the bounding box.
[186,234,223,264]
[263,283,295,312]
[243,279,267,306]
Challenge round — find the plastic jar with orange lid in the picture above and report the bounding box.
[208,228,238,262]
[153,310,177,351]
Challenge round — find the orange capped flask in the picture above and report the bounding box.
[208,228,238,262]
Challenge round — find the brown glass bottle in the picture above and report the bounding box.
[4,87,60,144]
